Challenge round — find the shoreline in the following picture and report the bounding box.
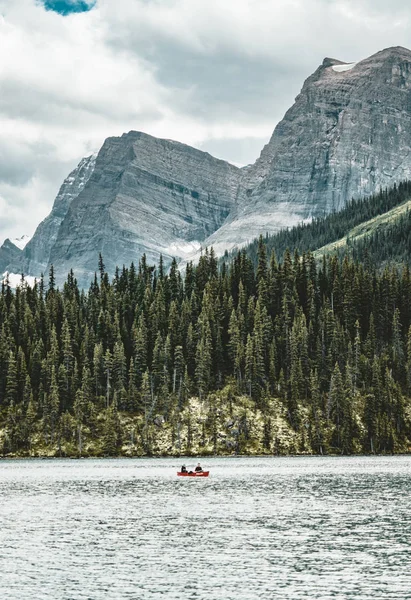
[1,452,410,460]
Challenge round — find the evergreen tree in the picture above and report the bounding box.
[1,228,411,457]
[5,351,18,407]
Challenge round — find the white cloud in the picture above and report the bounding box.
[0,0,411,243]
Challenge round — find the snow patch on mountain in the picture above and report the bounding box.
[332,63,356,72]
[2,272,37,288]
[10,235,31,250]
[164,241,202,259]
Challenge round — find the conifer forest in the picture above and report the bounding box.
[1,241,411,457]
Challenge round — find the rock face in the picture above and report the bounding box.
[10,235,30,250]
[4,46,411,286]
[202,46,411,253]
[17,154,97,276]
[0,155,96,278]
[0,239,22,275]
[46,131,240,284]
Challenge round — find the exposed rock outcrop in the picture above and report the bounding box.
[2,154,96,278]
[5,46,411,286]
[47,131,240,284]
[0,239,22,275]
[201,46,411,254]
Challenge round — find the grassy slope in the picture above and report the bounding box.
[0,391,312,458]
[313,198,411,260]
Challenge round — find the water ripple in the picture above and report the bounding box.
[0,456,410,599]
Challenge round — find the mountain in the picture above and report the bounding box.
[10,235,30,250]
[21,155,97,276]
[46,131,240,284]
[201,46,411,255]
[0,154,96,279]
[0,238,23,275]
[0,235,30,282]
[236,180,411,269]
[4,46,411,286]
[313,193,411,266]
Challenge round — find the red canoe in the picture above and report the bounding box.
[177,471,209,477]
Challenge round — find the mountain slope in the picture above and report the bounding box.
[10,235,30,250]
[314,198,411,261]
[47,131,240,284]
[5,46,411,286]
[20,154,97,276]
[0,154,97,278]
[0,239,22,275]
[237,180,411,268]
[201,46,411,255]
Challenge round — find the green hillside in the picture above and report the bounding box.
[238,181,411,267]
[2,247,411,457]
[315,203,411,267]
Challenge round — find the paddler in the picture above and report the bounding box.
[194,463,203,473]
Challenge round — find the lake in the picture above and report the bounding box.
[0,456,410,599]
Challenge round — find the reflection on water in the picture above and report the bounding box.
[0,456,410,599]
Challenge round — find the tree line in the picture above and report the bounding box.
[238,181,411,268]
[1,241,411,455]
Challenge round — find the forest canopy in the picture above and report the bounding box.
[1,239,411,457]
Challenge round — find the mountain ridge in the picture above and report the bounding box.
[44,131,240,282]
[197,45,411,259]
[3,46,411,285]
[235,180,411,270]
[0,154,97,278]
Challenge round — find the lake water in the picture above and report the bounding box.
[0,456,410,599]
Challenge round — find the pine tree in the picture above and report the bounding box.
[73,388,86,455]
[101,405,121,455]
[103,350,113,408]
[5,351,18,407]
[141,369,153,451]
[173,345,185,398]
[25,396,38,451]
[44,366,60,444]
[328,363,346,451]
[228,309,243,387]
[93,342,105,398]
[245,334,254,398]
[112,341,127,409]
[195,320,212,400]
[309,370,324,454]
[133,315,148,386]
[127,361,139,412]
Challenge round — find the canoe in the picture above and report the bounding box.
[177,471,209,477]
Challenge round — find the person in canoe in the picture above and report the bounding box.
[194,463,203,473]
[181,464,188,473]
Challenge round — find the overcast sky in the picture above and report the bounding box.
[1,0,411,243]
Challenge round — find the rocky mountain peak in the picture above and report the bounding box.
[4,46,411,286]
[321,57,345,68]
[44,130,241,284]
[0,153,97,278]
[0,238,23,275]
[369,45,411,60]
[196,46,411,258]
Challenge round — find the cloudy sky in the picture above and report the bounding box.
[1,0,411,243]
